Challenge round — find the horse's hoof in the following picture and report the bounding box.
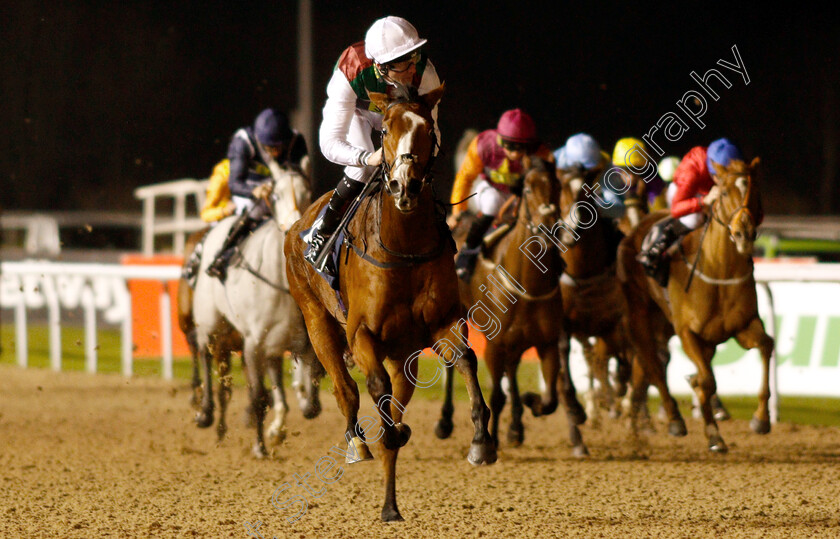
[381,506,404,522]
[750,416,771,435]
[346,436,374,464]
[194,410,213,429]
[708,435,728,453]
[216,423,227,441]
[467,442,497,466]
[301,400,322,420]
[567,404,587,426]
[572,444,589,458]
[252,443,268,459]
[268,425,287,443]
[669,418,688,437]
[506,427,524,447]
[396,423,411,447]
[608,408,621,420]
[434,418,454,439]
[521,392,541,416]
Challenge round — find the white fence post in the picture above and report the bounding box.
[15,301,28,367]
[43,276,62,371]
[82,286,97,373]
[160,282,173,380]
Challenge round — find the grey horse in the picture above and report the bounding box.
[192,167,324,457]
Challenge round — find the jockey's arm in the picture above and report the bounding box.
[227,136,258,199]
[670,147,708,218]
[319,70,373,167]
[450,136,484,216]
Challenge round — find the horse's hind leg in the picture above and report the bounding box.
[735,317,775,434]
[523,343,559,418]
[434,364,455,439]
[679,328,725,452]
[293,349,323,420]
[266,355,289,444]
[302,304,370,463]
[627,312,686,437]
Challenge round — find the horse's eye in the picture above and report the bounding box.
[523,187,532,194]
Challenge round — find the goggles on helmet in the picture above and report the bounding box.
[500,138,530,153]
[383,51,420,74]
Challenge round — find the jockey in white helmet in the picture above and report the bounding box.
[304,16,442,275]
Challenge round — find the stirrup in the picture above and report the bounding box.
[304,230,326,264]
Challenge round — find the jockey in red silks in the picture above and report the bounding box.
[303,16,442,276]
[637,137,748,286]
[449,109,553,281]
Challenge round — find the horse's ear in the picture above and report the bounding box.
[750,156,760,170]
[422,82,445,111]
[367,90,391,113]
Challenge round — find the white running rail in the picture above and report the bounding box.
[134,179,209,256]
[0,261,181,378]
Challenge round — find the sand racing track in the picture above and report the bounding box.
[1,365,839,538]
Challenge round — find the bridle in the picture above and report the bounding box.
[709,173,755,243]
[379,99,439,193]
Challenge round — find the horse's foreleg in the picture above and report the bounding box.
[434,363,455,439]
[679,329,725,452]
[525,343,559,418]
[216,347,232,441]
[452,347,496,466]
[194,341,215,429]
[504,357,525,447]
[353,328,405,452]
[735,318,775,434]
[557,333,588,457]
[266,355,289,444]
[580,338,600,427]
[557,332,586,426]
[483,345,506,447]
[243,344,270,458]
[187,329,201,409]
[376,358,417,523]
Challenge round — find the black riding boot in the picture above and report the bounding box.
[455,214,496,282]
[637,216,690,286]
[206,214,256,280]
[304,175,365,275]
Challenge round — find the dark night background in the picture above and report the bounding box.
[3,1,839,215]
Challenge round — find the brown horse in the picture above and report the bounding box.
[435,158,588,455]
[618,157,772,452]
[285,85,495,522]
[554,164,634,426]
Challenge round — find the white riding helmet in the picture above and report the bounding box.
[657,156,681,182]
[564,133,602,170]
[365,16,427,64]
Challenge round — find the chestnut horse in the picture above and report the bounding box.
[285,85,495,522]
[618,157,772,452]
[435,158,588,455]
